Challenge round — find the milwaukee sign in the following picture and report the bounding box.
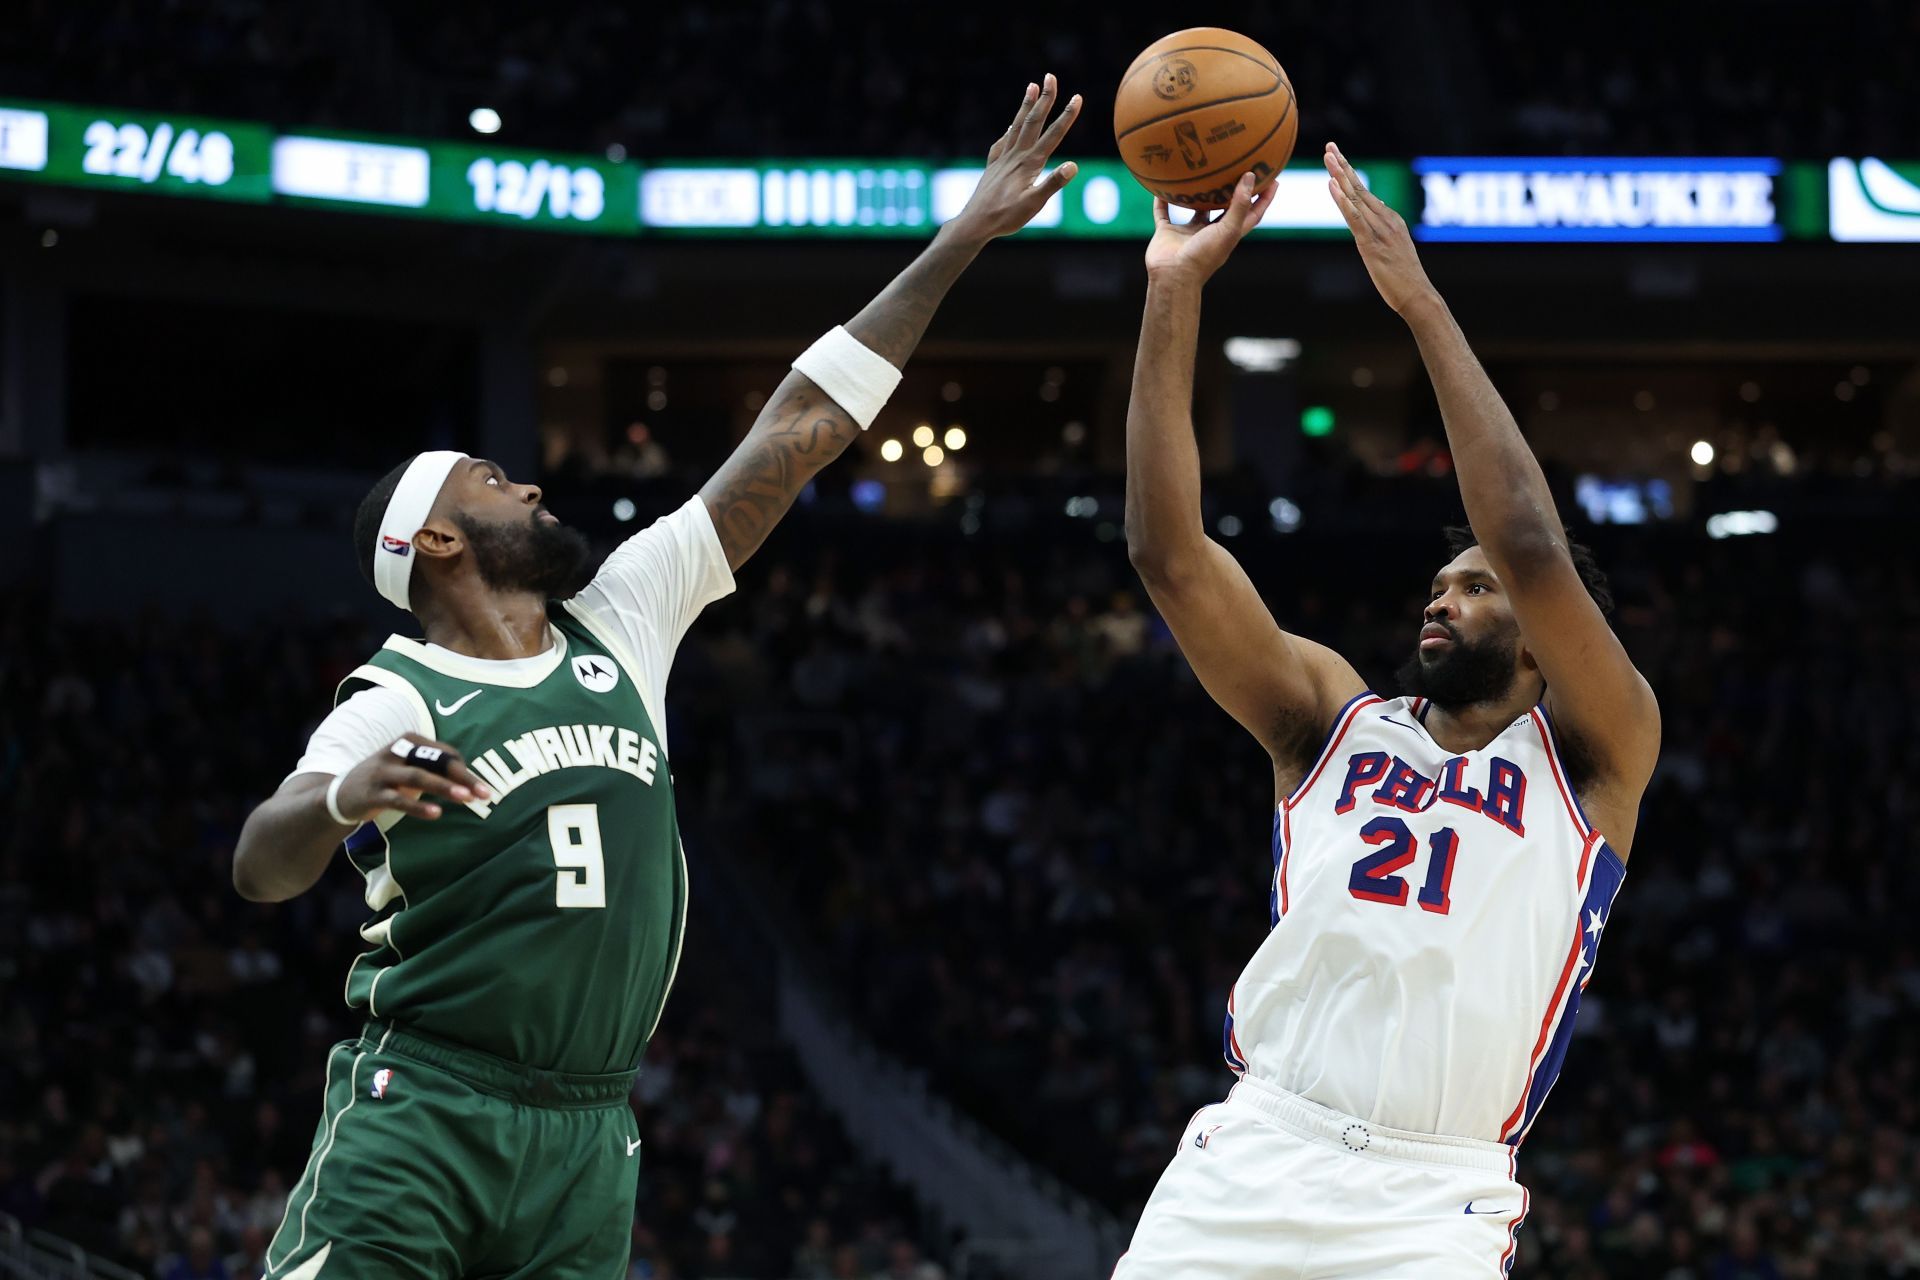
[1413,158,1781,242]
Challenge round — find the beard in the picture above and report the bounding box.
[1396,621,1519,710]
[452,507,594,601]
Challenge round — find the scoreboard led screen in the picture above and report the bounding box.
[0,98,1865,245]
[0,97,1413,240]
[0,100,273,202]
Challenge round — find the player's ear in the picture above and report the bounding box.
[413,517,462,562]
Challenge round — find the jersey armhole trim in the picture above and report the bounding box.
[336,664,438,741]
[643,835,692,1043]
[1281,691,1384,811]
[1527,706,1594,841]
[334,664,434,844]
[1499,833,1604,1142]
[559,598,671,764]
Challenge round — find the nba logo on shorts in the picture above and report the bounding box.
[370,1069,393,1099]
[1193,1124,1222,1150]
[380,535,411,557]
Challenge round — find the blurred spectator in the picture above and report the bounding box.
[11,0,1914,158]
[160,1225,230,1280]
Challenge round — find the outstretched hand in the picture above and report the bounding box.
[1325,141,1439,316]
[946,73,1083,243]
[1143,172,1280,285]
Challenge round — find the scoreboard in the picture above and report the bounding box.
[0,97,1897,242]
[0,98,1405,239]
[0,102,273,202]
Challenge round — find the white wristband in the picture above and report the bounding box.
[324,774,359,827]
[791,325,902,430]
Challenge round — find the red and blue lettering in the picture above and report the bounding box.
[1334,752,1391,814]
[1436,756,1483,813]
[1347,817,1418,904]
[1372,756,1436,812]
[1482,757,1527,835]
[1329,746,1529,835]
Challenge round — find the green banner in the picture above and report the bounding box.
[0,99,272,202]
[638,161,935,237]
[269,129,640,234]
[636,157,1414,237]
[0,96,1851,244]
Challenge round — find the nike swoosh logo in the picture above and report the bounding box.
[625,1137,642,1156]
[434,690,482,715]
[1381,716,1422,734]
[1463,1202,1512,1215]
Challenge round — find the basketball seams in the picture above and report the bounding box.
[1117,45,1281,95]
[1122,84,1296,189]
[1114,84,1285,142]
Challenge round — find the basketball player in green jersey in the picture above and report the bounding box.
[230,76,1084,1280]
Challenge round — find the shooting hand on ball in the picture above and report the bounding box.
[945,73,1083,242]
[1143,172,1280,285]
[1326,141,1439,317]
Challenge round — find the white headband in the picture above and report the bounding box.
[373,450,468,612]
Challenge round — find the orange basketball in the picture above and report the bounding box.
[1114,28,1299,210]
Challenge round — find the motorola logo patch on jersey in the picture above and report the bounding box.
[572,655,619,693]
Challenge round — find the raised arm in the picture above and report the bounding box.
[700,75,1083,570]
[1324,143,1659,812]
[1124,176,1365,779]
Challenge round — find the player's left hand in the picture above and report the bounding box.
[945,73,1083,242]
[1325,141,1439,316]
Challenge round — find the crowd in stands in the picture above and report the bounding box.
[8,0,1917,158]
[1465,3,1920,159]
[4,468,1917,1277]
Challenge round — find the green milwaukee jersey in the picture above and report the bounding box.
[335,603,686,1075]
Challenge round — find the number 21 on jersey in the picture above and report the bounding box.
[1348,816,1459,914]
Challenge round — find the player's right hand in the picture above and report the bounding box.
[1144,172,1279,285]
[944,73,1083,243]
[331,733,491,822]
[1325,141,1437,316]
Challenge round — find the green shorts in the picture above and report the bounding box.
[264,1022,641,1280]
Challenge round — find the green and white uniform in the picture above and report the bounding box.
[265,496,733,1280]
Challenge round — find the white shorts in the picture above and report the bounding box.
[1113,1076,1529,1280]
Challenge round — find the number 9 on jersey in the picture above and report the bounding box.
[548,804,607,909]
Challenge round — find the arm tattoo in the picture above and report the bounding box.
[700,375,862,570]
[698,229,986,571]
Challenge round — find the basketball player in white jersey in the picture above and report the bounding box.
[1111,144,1661,1278]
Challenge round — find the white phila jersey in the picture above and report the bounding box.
[1222,692,1627,1147]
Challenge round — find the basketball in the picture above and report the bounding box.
[1114,27,1298,210]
